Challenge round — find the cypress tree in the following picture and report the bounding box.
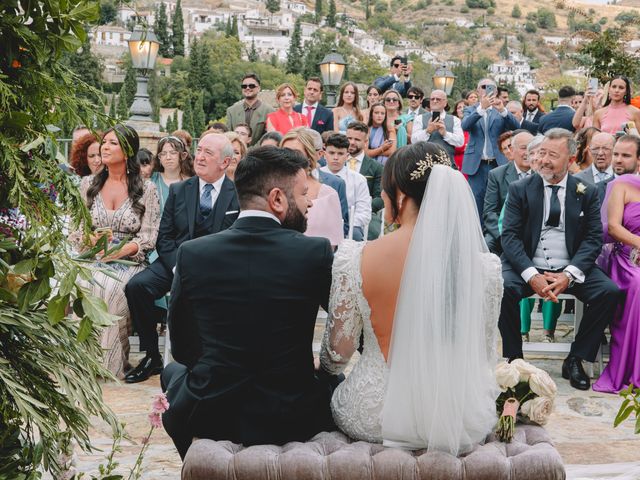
[155,2,171,57]
[172,0,185,56]
[108,94,116,119]
[315,0,324,23]
[327,0,337,27]
[116,86,129,119]
[225,17,232,36]
[231,16,238,38]
[187,39,202,91]
[286,19,303,74]
[123,63,137,109]
[182,94,194,136]
[193,92,206,137]
[248,38,259,62]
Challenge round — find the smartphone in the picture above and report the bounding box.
[485,84,496,96]
[399,56,408,66]
[431,111,441,122]
[394,118,403,125]
[588,78,598,91]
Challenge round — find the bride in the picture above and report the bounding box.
[320,142,503,455]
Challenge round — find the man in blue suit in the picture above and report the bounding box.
[461,78,520,220]
[294,78,334,135]
[373,56,413,97]
[537,86,576,134]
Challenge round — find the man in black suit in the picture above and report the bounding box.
[345,121,383,239]
[537,86,576,134]
[499,128,620,390]
[124,133,240,383]
[483,131,534,254]
[161,147,338,459]
[294,77,334,135]
[521,89,545,134]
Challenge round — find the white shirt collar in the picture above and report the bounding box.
[303,101,319,109]
[591,163,613,178]
[237,210,281,224]
[527,108,538,117]
[354,151,365,162]
[199,175,225,194]
[513,163,530,177]
[542,173,569,189]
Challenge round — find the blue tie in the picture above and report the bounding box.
[200,183,214,217]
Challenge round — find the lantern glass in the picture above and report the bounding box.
[128,28,160,70]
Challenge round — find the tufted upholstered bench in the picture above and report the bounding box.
[181,424,565,480]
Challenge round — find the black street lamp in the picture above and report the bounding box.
[127,25,160,122]
[318,49,346,107]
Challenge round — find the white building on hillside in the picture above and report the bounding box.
[488,50,536,96]
[349,28,385,59]
[92,25,130,48]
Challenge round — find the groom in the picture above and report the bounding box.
[499,128,620,390]
[161,147,337,459]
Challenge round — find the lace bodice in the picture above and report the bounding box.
[320,240,503,443]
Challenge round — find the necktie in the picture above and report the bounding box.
[546,185,561,228]
[305,105,315,126]
[349,157,358,171]
[200,183,214,217]
[596,171,607,183]
[527,112,534,122]
[519,172,526,180]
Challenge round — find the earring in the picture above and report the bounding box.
[126,168,130,175]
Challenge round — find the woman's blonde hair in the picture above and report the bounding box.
[275,83,298,100]
[279,127,317,170]
[224,131,247,158]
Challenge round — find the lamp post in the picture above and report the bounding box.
[318,49,346,108]
[127,25,159,123]
[432,64,456,96]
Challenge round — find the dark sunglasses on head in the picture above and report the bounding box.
[407,95,421,100]
[241,83,258,89]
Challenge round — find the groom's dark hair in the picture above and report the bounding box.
[383,142,448,221]
[234,146,309,209]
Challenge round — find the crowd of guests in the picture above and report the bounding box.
[65,62,639,400]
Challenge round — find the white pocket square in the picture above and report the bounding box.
[225,210,239,215]
[579,212,584,217]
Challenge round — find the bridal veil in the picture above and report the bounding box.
[381,164,501,455]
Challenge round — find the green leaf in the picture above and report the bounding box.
[614,404,635,428]
[82,294,118,327]
[77,317,92,342]
[68,2,100,21]
[13,258,37,275]
[0,287,16,302]
[47,293,69,324]
[20,135,45,153]
[57,34,82,52]
[17,278,51,312]
[1,111,31,129]
[73,297,84,317]
[59,267,79,296]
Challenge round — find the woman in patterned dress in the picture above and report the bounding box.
[71,124,160,378]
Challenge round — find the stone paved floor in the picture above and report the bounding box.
[71,317,640,479]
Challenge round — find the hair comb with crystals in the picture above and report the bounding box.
[410,149,451,180]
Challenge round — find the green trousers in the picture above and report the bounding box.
[520,299,562,333]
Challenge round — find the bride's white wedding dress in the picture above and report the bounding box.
[320,165,503,455]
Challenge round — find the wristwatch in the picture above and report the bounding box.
[563,271,575,288]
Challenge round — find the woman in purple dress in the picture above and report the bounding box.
[593,174,640,393]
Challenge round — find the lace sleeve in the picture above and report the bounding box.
[481,252,503,362]
[129,181,161,263]
[320,240,364,375]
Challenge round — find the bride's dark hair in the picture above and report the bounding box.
[382,142,449,221]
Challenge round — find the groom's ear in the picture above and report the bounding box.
[267,187,287,218]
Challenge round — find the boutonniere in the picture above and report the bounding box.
[317,120,325,125]
[576,183,587,195]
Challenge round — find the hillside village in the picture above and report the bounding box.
[91,0,640,123]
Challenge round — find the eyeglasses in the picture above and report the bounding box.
[158,150,180,159]
[384,97,400,103]
[430,97,445,101]
[407,95,422,100]
[241,83,258,89]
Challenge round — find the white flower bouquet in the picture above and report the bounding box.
[495,359,557,442]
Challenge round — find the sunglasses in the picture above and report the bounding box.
[392,63,402,68]
[384,97,400,103]
[241,83,258,89]
[407,95,422,100]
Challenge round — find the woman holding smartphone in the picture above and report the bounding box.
[366,101,396,164]
[593,75,640,134]
[382,89,412,148]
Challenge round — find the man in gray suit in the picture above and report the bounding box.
[573,132,615,185]
[226,73,274,146]
[483,131,534,254]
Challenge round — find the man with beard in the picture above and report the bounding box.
[596,134,640,205]
[521,90,545,135]
[162,147,339,459]
[226,73,274,145]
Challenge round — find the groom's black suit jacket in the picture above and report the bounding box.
[167,215,335,446]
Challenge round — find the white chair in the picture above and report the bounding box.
[522,293,603,377]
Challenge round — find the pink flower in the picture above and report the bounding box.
[151,393,170,414]
[148,412,163,429]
